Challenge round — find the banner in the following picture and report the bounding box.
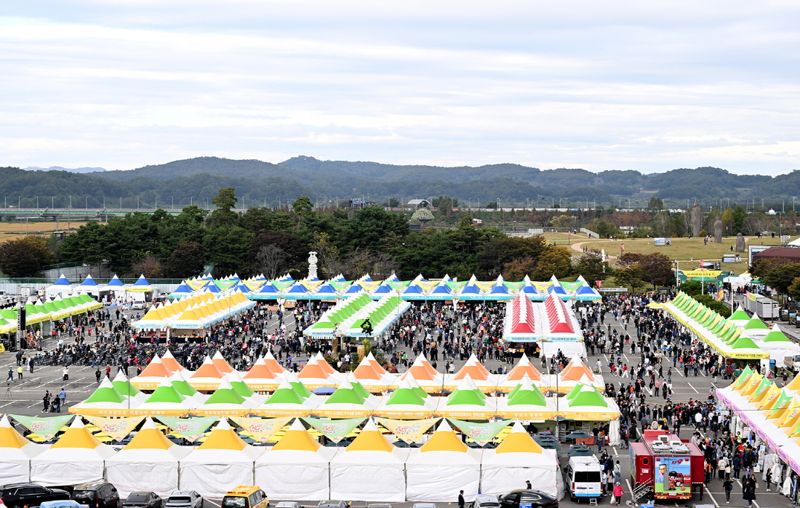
[374,417,439,444]
[10,414,74,440]
[448,418,511,445]
[156,416,217,442]
[303,417,365,443]
[231,417,291,443]
[84,416,144,441]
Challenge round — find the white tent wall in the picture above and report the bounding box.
[330,450,409,502]
[405,450,481,502]
[179,451,260,499]
[480,450,561,499]
[0,455,32,485]
[106,449,189,497]
[30,450,110,486]
[255,450,334,501]
[609,420,620,445]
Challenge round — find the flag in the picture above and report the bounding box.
[447,418,511,445]
[84,416,144,441]
[10,414,74,440]
[374,417,439,444]
[231,416,291,443]
[156,416,217,442]
[302,417,365,443]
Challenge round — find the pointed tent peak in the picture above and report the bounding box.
[435,419,454,433]
[0,414,12,427]
[0,416,29,448]
[133,274,150,286]
[141,417,158,430]
[112,370,128,383]
[362,418,378,432]
[289,418,306,431]
[523,275,532,284]
[744,315,768,329]
[517,354,530,366]
[54,273,71,285]
[495,275,504,285]
[465,353,481,366]
[421,421,467,453]
[275,379,294,391]
[108,275,123,286]
[729,306,750,320]
[70,416,86,429]
[510,421,527,434]
[52,417,102,449]
[81,274,98,286]
[456,374,479,392]
[264,350,276,360]
[764,325,791,342]
[214,418,232,431]
[495,422,542,454]
[98,376,114,389]
[549,275,561,285]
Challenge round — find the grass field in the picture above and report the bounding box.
[0,221,87,243]
[541,232,785,274]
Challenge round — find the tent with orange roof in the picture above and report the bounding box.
[179,419,264,498]
[481,421,561,498]
[189,355,225,391]
[353,355,397,392]
[499,354,542,391]
[298,355,341,390]
[262,350,286,375]
[446,354,497,392]
[212,351,235,374]
[314,351,337,376]
[30,417,115,486]
[399,354,445,393]
[0,414,44,484]
[406,420,481,502]
[106,417,191,496]
[131,354,172,390]
[160,350,185,372]
[243,355,280,392]
[547,354,604,394]
[330,418,409,502]
[255,419,337,501]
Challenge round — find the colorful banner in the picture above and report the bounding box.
[156,416,217,442]
[654,456,692,498]
[10,414,74,440]
[303,417,365,443]
[447,418,511,445]
[231,417,291,443]
[374,417,439,444]
[84,416,144,441]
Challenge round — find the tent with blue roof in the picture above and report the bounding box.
[73,275,100,296]
[331,274,347,282]
[402,282,426,301]
[489,275,513,301]
[521,275,544,301]
[344,283,364,295]
[547,275,569,299]
[202,281,220,294]
[371,282,393,299]
[283,282,311,300]
[80,275,98,287]
[310,283,339,300]
[128,275,153,292]
[458,276,483,301]
[251,281,279,300]
[574,277,601,301]
[232,282,251,294]
[54,274,70,286]
[106,275,124,287]
[360,274,373,282]
[169,282,195,300]
[385,273,400,282]
[103,275,127,297]
[429,281,454,300]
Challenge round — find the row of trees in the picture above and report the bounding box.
[0,188,582,282]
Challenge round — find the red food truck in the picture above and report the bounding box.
[630,430,705,503]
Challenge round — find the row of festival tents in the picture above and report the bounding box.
[169,273,601,302]
[133,291,255,331]
[128,350,606,395]
[718,367,800,478]
[657,291,800,361]
[0,414,562,502]
[503,292,583,342]
[71,369,618,422]
[0,293,103,334]
[46,274,153,299]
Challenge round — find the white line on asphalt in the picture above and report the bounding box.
[707,489,720,507]
[613,446,618,457]
[26,401,41,408]
[623,354,630,363]
[625,478,634,497]
[0,401,16,409]
[688,382,699,394]
[674,366,685,377]
[205,500,221,507]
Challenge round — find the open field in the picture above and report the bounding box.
[542,232,785,273]
[0,221,87,243]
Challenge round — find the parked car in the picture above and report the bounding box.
[411,503,437,508]
[499,490,558,508]
[317,502,347,508]
[164,492,202,508]
[470,494,500,508]
[123,492,163,508]
[274,503,300,508]
[367,504,392,508]
[1,483,71,508]
[221,486,268,508]
[41,501,88,508]
[72,481,121,508]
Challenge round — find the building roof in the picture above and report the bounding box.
[754,246,800,260]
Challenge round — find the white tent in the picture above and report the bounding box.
[405,420,481,502]
[179,419,263,498]
[255,419,336,501]
[106,418,190,497]
[30,418,115,486]
[0,415,44,484]
[480,422,562,499]
[330,418,409,502]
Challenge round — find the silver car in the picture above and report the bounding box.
[164,491,203,508]
[471,494,500,508]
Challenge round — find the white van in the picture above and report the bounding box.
[564,455,603,501]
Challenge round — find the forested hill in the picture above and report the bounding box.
[1,156,798,207]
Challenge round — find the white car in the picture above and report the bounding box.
[164,491,203,508]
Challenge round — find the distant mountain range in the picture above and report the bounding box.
[2,156,798,208]
[24,166,107,174]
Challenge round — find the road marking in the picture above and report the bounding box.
[623,354,630,363]
[707,489,720,507]
[205,500,221,507]
[613,446,618,457]
[26,401,42,408]
[674,366,685,377]
[625,478,634,497]
[0,401,17,409]
[688,382,699,394]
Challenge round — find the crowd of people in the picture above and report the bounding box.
[5,290,800,505]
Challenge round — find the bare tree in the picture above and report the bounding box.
[254,244,286,279]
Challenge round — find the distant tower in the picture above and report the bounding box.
[307,251,318,280]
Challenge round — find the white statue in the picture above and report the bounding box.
[308,251,318,280]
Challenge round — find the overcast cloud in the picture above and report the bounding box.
[1,0,799,173]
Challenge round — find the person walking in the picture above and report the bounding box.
[16,365,23,380]
[723,476,733,504]
[42,390,51,413]
[743,475,757,507]
[6,367,12,385]
[612,482,623,505]
[458,490,465,508]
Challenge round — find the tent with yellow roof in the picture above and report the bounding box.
[480,421,562,499]
[179,419,263,498]
[30,417,115,486]
[330,418,409,502]
[255,419,336,501]
[406,420,481,502]
[106,417,191,497]
[0,415,44,484]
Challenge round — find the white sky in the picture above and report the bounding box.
[1,0,799,173]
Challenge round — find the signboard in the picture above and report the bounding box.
[654,456,691,498]
[748,245,769,267]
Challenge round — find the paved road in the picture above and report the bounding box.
[0,307,792,508]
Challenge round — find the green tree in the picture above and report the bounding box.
[209,187,238,226]
[732,206,747,234]
[205,225,254,275]
[292,196,313,216]
[638,253,674,288]
[163,240,206,278]
[0,237,54,277]
[763,263,800,295]
[531,246,572,279]
[575,252,607,286]
[587,219,620,239]
[615,265,644,291]
[788,276,800,301]
[647,196,664,210]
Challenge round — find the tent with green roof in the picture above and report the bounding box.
[69,377,132,416]
[132,380,191,416]
[256,380,318,417]
[764,325,791,343]
[315,380,373,418]
[728,306,751,326]
[743,315,769,332]
[497,378,554,420]
[375,378,436,419]
[437,376,495,420]
[194,381,250,416]
[558,384,620,421]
